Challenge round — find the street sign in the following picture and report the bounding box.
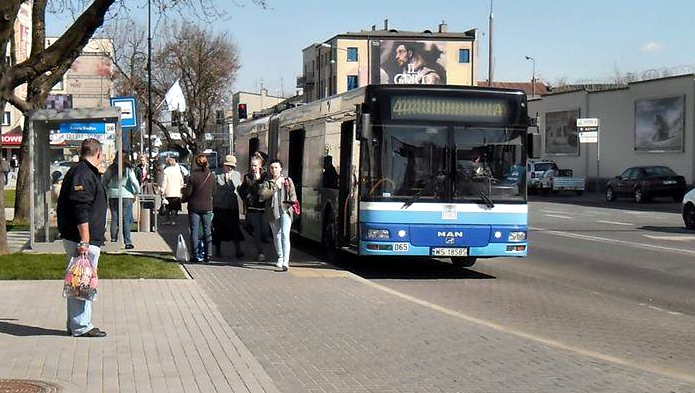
[110,96,138,128]
[579,131,598,143]
[577,118,599,132]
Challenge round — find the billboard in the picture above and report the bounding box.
[545,109,580,155]
[377,40,447,85]
[634,95,684,151]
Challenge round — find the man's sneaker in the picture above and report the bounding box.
[258,253,266,262]
[282,265,289,272]
[275,262,283,270]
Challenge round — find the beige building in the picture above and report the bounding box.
[2,1,32,156]
[231,89,285,126]
[299,21,477,103]
[47,37,114,108]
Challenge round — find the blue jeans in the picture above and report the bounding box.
[269,212,292,266]
[63,240,101,336]
[189,211,213,261]
[109,198,134,246]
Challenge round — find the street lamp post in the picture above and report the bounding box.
[525,55,536,98]
[147,0,153,181]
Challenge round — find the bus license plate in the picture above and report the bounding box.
[432,247,468,257]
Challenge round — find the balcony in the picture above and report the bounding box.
[297,73,315,88]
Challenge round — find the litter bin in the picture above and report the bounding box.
[139,195,158,232]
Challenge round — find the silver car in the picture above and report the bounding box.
[50,161,77,182]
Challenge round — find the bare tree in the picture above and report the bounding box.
[154,23,239,154]
[0,0,267,253]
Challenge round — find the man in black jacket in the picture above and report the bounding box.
[57,138,108,338]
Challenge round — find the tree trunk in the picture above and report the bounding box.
[0,160,8,254]
[12,115,33,223]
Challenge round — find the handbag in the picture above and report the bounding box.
[284,177,301,216]
[63,252,99,301]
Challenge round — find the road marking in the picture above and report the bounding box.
[581,210,607,216]
[531,226,695,257]
[539,209,567,214]
[597,220,634,226]
[543,214,573,219]
[644,234,695,241]
[345,272,695,385]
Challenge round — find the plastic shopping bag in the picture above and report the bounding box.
[176,234,189,262]
[63,252,98,301]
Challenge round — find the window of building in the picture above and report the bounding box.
[52,79,64,91]
[2,111,10,126]
[458,49,470,63]
[347,75,358,90]
[347,47,358,62]
[216,110,225,125]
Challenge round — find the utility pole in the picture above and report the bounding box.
[147,0,153,181]
[488,0,494,87]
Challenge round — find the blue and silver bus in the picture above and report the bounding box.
[235,85,531,267]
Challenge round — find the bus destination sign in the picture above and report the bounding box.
[390,95,514,123]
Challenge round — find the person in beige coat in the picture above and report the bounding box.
[260,159,297,271]
[160,158,185,225]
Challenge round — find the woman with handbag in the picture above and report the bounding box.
[212,155,245,259]
[260,159,297,271]
[187,154,214,263]
[102,153,140,249]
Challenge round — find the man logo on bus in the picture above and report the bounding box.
[437,231,463,238]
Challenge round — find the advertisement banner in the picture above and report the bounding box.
[545,109,580,155]
[634,96,684,151]
[378,40,447,85]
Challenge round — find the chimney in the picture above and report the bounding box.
[384,19,389,30]
[438,21,448,33]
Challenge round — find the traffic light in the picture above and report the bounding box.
[238,103,247,119]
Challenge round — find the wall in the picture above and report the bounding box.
[529,74,695,187]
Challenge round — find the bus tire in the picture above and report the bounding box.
[451,256,476,268]
[322,213,340,264]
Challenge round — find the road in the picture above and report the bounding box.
[329,196,695,384]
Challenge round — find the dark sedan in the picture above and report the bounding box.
[605,166,686,203]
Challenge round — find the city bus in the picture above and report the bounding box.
[235,85,531,267]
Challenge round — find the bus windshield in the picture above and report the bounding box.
[363,124,527,203]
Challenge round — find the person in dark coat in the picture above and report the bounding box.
[212,155,245,259]
[237,155,268,262]
[56,138,108,338]
[187,154,214,262]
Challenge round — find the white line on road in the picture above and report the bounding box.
[539,209,567,214]
[346,271,695,385]
[531,226,695,257]
[543,214,573,219]
[644,234,695,241]
[597,220,634,226]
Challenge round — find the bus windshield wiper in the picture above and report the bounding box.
[478,191,495,208]
[401,188,424,209]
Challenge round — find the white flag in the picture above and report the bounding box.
[165,80,186,112]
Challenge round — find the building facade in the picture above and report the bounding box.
[528,74,695,188]
[231,89,285,126]
[299,22,477,103]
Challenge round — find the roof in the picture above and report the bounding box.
[477,81,550,96]
[305,28,476,50]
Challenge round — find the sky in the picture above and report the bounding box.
[47,0,695,97]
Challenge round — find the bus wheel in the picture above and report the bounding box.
[322,215,340,264]
[451,257,476,268]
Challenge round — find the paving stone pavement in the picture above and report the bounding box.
[0,279,280,393]
[188,255,695,393]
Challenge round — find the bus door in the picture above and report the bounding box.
[288,129,305,229]
[339,121,360,244]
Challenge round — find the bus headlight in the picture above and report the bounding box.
[508,231,526,241]
[366,229,390,240]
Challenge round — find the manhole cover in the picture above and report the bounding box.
[0,380,59,393]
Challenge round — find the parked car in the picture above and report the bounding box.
[527,160,585,195]
[605,166,686,203]
[683,188,695,229]
[50,161,77,181]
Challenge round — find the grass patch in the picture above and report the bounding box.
[6,221,29,231]
[0,253,185,280]
[4,189,15,207]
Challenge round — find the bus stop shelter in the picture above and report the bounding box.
[28,108,123,251]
